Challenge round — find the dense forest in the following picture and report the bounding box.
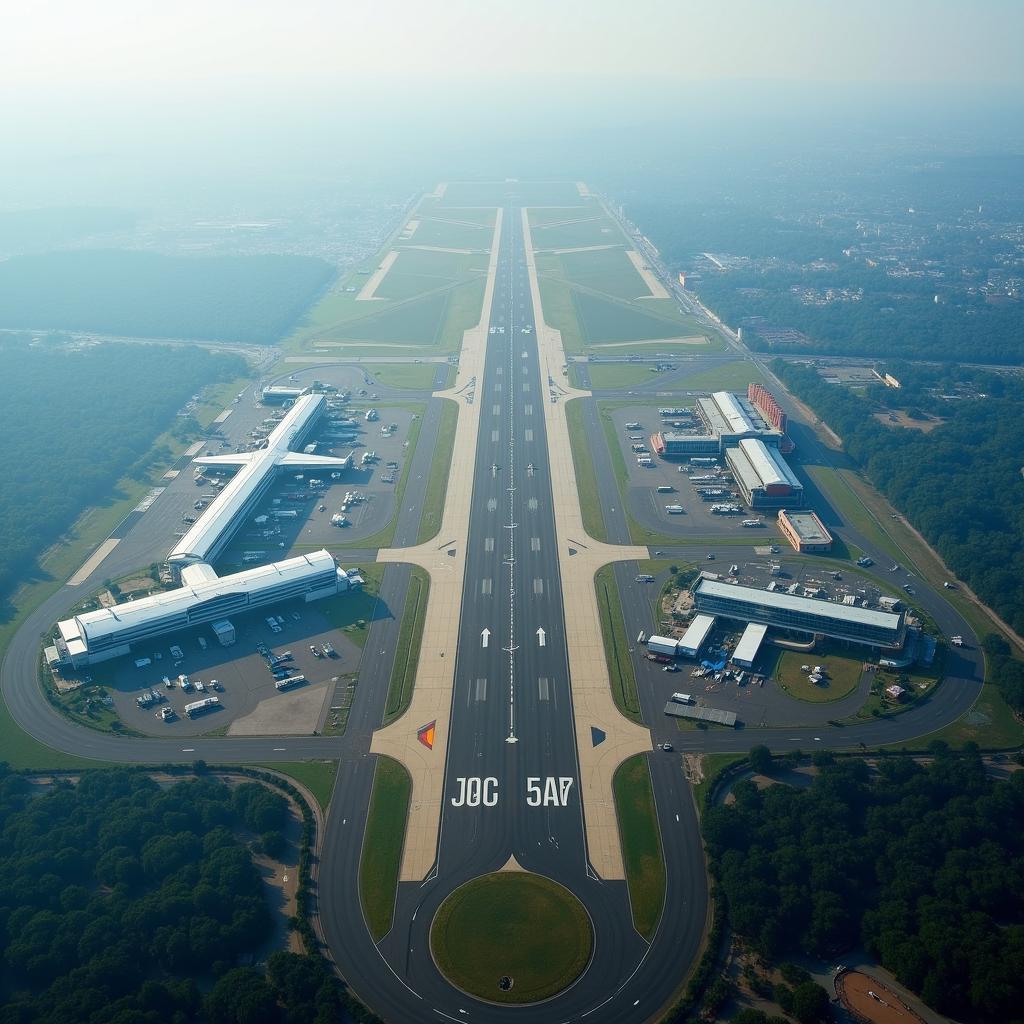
[695,267,1023,365]
[0,338,244,602]
[775,359,1024,645]
[704,751,1024,1023]
[0,766,364,1024]
[0,250,334,343]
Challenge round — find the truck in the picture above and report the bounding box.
[856,556,874,567]
[624,422,641,430]
[742,519,763,527]
[275,674,307,691]
[322,641,337,658]
[665,504,685,514]
[656,485,674,493]
[670,693,694,705]
[690,457,717,466]
[270,509,298,518]
[184,696,220,717]
[134,657,152,669]
[197,637,208,650]
[647,635,679,658]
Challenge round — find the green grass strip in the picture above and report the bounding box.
[565,398,607,542]
[613,754,666,940]
[384,566,430,720]
[360,756,412,941]
[595,565,641,722]
[417,399,459,544]
[257,760,338,812]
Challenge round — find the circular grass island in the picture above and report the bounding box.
[430,871,593,1004]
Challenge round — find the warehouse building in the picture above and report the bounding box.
[778,509,833,553]
[56,551,362,668]
[678,614,715,657]
[693,577,906,650]
[732,622,768,668]
[651,390,785,458]
[725,438,804,509]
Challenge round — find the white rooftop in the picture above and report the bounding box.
[733,438,802,490]
[695,578,904,630]
[679,613,715,652]
[733,622,768,665]
[66,550,339,644]
[169,393,347,567]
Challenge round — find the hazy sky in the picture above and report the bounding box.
[3,0,1023,93]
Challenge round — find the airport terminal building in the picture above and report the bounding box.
[55,551,363,668]
[51,391,363,670]
[692,577,906,650]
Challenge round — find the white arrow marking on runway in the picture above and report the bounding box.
[536,628,546,647]
[481,628,491,648]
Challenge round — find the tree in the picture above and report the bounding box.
[748,745,774,774]
[790,980,831,1023]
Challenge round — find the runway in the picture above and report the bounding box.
[0,188,990,1023]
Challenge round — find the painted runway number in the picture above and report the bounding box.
[451,777,499,807]
[526,777,574,807]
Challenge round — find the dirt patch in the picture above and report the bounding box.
[228,682,330,736]
[837,970,926,1023]
[873,411,945,433]
[682,754,704,785]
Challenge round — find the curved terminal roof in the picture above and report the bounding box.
[735,438,802,490]
[712,392,756,434]
[68,550,340,645]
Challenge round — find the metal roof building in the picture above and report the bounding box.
[733,622,768,667]
[678,614,715,657]
[778,509,833,552]
[652,391,784,458]
[57,550,362,667]
[693,577,905,649]
[726,438,804,508]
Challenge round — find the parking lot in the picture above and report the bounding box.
[100,598,363,736]
[604,405,779,538]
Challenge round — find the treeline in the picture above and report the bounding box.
[704,751,1024,1023]
[0,338,244,600]
[0,249,334,343]
[696,268,1024,365]
[0,766,341,1023]
[775,359,1024,644]
[0,207,136,253]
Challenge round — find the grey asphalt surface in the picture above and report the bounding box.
[0,199,991,1024]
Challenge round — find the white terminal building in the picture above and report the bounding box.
[54,394,360,668]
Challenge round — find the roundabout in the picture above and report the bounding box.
[430,871,594,1004]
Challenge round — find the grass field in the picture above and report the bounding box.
[363,362,439,390]
[908,682,1024,749]
[404,213,495,251]
[538,276,586,355]
[373,249,481,302]
[584,362,669,389]
[574,291,698,345]
[417,399,459,544]
[775,646,865,702]
[558,247,653,299]
[595,565,642,721]
[613,754,666,940]
[565,398,608,542]
[680,360,772,393]
[384,566,430,720]
[258,760,338,811]
[359,756,411,940]
[430,872,593,1003]
[441,181,583,207]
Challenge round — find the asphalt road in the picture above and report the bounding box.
[0,194,992,1024]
